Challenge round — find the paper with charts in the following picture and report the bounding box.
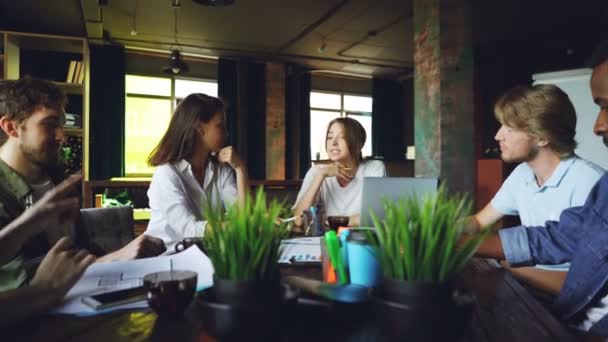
[278,236,322,264]
[52,245,214,316]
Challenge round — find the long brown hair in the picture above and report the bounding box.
[148,93,225,166]
[325,117,366,163]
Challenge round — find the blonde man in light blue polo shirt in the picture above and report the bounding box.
[468,84,604,296]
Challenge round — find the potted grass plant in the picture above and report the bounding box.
[202,187,288,304]
[368,185,489,341]
[197,188,297,340]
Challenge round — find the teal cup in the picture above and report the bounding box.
[346,229,381,288]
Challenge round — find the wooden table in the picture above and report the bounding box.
[6,259,581,342]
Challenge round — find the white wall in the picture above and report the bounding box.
[533,69,608,170]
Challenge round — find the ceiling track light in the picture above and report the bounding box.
[162,0,189,74]
[162,49,190,74]
[318,41,327,54]
[130,0,138,36]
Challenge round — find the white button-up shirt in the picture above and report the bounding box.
[145,159,237,249]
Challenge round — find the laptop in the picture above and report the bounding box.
[360,177,439,227]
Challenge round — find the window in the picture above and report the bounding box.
[125,75,218,176]
[310,91,373,161]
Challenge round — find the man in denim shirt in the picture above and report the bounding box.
[475,41,608,336]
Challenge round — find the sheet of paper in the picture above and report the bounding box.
[278,237,321,264]
[52,245,214,316]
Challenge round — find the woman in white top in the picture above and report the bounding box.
[293,117,387,227]
[145,93,249,248]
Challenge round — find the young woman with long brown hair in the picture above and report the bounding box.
[144,93,248,248]
[293,117,386,227]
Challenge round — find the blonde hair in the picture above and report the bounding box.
[494,84,577,158]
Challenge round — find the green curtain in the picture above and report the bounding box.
[285,65,311,179]
[372,78,406,161]
[217,59,266,179]
[89,44,125,179]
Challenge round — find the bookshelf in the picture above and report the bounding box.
[1,31,89,181]
[63,127,83,136]
[52,81,83,95]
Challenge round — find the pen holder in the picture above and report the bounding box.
[323,229,381,288]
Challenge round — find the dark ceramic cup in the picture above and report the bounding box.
[327,216,349,232]
[144,270,198,317]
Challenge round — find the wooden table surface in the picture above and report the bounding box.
[6,258,581,342]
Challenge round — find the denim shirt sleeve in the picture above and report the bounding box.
[500,174,608,267]
[499,227,533,266]
[499,205,586,267]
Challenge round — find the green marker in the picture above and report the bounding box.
[325,230,348,285]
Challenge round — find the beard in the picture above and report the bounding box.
[20,140,60,168]
[501,145,539,163]
[603,135,608,148]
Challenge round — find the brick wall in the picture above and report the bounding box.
[265,62,286,180]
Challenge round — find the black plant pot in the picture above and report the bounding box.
[380,276,453,305]
[373,278,474,341]
[212,276,282,306]
[197,283,298,341]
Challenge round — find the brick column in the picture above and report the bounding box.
[265,62,286,180]
[413,0,474,194]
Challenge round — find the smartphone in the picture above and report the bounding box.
[81,286,147,310]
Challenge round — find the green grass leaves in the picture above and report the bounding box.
[370,185,489,284]
[202,188,288,281]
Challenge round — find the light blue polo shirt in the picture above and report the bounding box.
[491,155,604,271]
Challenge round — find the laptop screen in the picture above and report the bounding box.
[359,177,438,227]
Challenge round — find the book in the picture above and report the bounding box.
[77,61,84,84]
[66,60,76,83]
[73,61,82,84]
